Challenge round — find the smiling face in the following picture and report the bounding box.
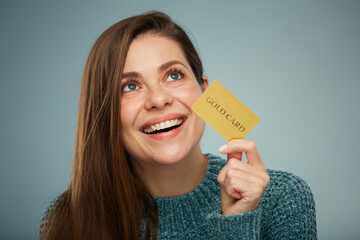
[120,34,208,167]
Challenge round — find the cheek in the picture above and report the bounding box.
[120,105,130,128]
[120,100,140,131]
[175,84,203,106]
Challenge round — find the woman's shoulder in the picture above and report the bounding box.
[266,169,313,195]
[261,170,317,237]
[39,193,64,237]
[261,169,316,214]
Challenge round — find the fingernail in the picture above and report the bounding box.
[218,144,227,153]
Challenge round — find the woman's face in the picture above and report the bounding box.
[120,34,208,166]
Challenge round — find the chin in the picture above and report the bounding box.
[150,146,189,165]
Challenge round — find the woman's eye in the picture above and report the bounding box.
[167,72,182,81]
[123,83,139,92]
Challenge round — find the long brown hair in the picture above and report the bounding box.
[40,11,204,240]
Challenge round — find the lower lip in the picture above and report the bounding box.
[142,120,186,140]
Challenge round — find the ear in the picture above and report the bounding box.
[201,75,209,92]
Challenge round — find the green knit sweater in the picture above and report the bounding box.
[148,153,317,239]
[40,153,317,239]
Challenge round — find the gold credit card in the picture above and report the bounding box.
[191,80,260,141]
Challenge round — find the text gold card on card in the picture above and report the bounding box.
[191,80,260,141]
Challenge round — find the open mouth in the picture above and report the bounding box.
[142,118,184,135]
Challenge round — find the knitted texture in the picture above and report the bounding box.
[151,153,317,239]
[40,153,317,239]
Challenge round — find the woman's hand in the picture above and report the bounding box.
[217,139,270,215]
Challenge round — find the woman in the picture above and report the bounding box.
[40,11,317,239]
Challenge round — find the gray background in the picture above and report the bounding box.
[1,0,359,239]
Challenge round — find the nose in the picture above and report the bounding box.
[144,85,173,110]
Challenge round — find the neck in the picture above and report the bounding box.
[133,146,208,197]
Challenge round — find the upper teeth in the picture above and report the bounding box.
[144,119,183,133]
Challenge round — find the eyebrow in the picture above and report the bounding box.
[121,60,190,80]
[158,60,189,73]
[121,72,140,79]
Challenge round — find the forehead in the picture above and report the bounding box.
[123,35,189,72]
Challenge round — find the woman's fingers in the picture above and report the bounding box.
[218,139,266,171]
[218,162,269,190]
[220,172,267,215]
[218,139,270,215]
[227,152,243,161]
[218,159,255,184]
